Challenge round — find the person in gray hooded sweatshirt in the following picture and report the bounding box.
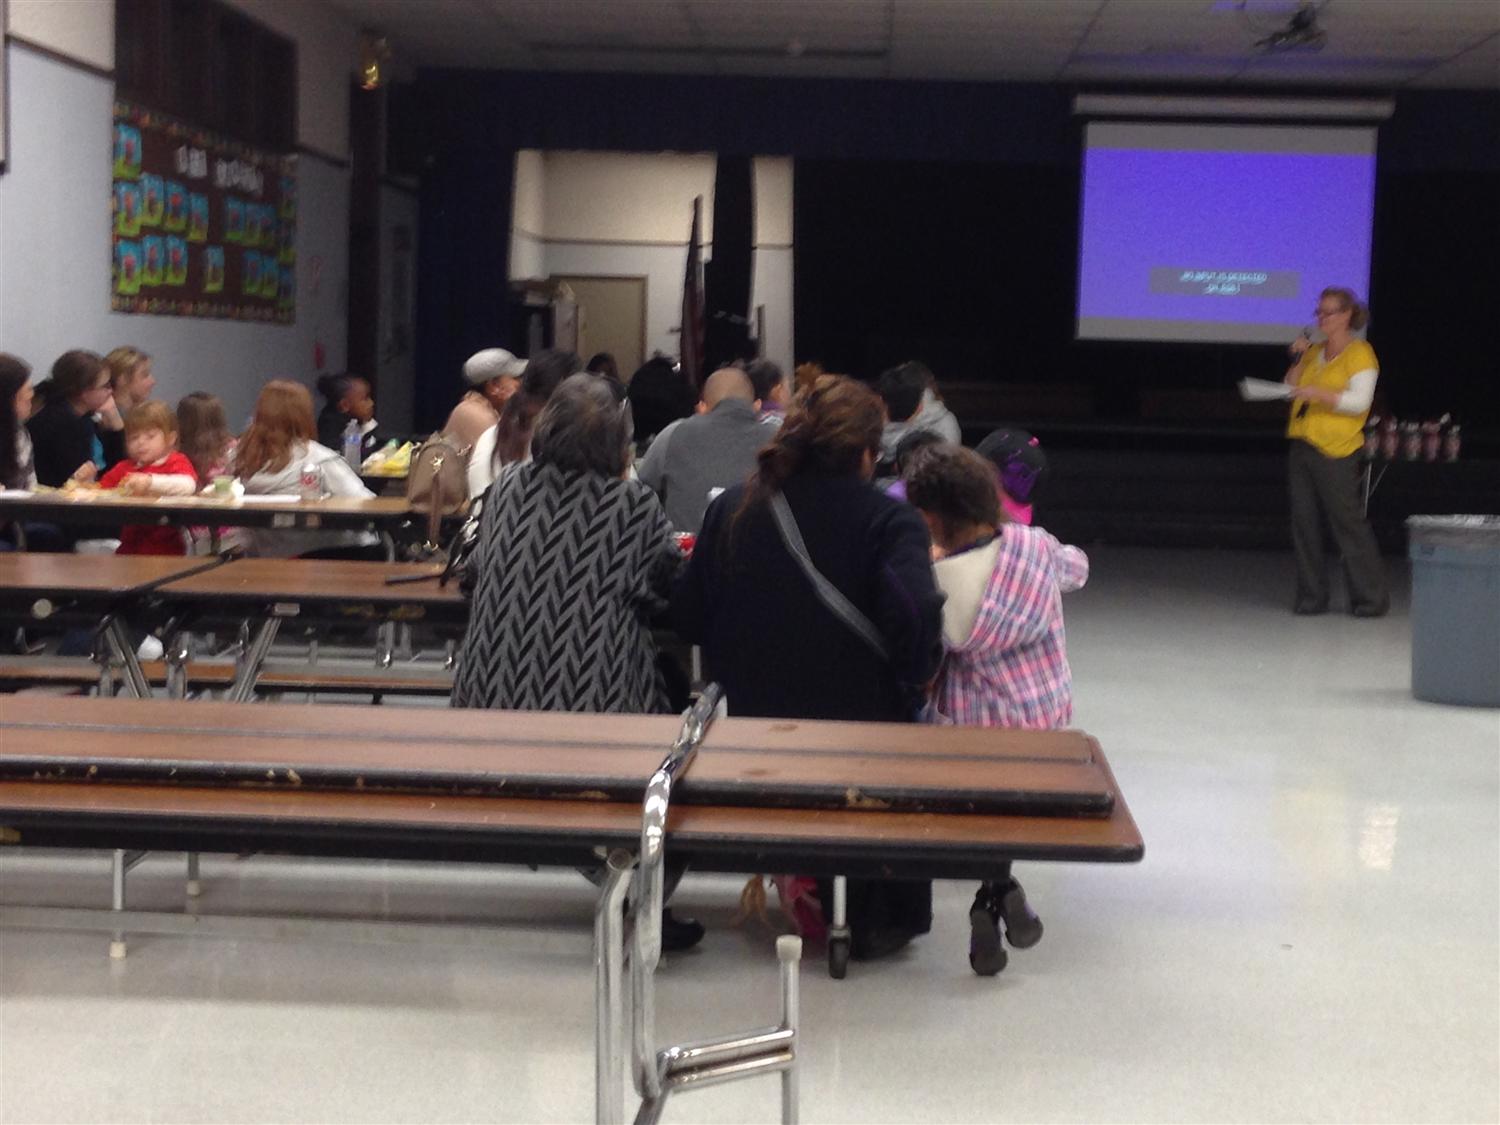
[877,360,961,465]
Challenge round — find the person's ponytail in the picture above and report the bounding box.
[735,374,884,529]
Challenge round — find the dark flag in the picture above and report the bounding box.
[680,195,706,390]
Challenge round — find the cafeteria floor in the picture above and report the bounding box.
[2,546,1496,1124]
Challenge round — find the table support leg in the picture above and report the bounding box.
[110,848,147,959]
[227,619,280,703]
[92,629,115,698]
[827,876,851,978]
[595,849,635,1125]
[165,630,190,700]
[104,617,152,700]
[778,935,801,1125]
[375,622,395,670]
[186,852,202,899]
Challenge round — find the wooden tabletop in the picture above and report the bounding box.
[0,492,414,528]
[154,558,464,607]
[0,698,1128,819]
[0,553,223,596]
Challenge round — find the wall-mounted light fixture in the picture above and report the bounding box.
[359,31,392,91]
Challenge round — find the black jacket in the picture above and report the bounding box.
[317,407,384,462]
[27,399,100,487]
[672,472,944,723]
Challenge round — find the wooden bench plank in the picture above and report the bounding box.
[0,776,1144,877]
[0,660,453,694]
[0,699,1117,817]
[0,697,1096,762]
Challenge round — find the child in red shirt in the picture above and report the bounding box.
[98,401,198,555]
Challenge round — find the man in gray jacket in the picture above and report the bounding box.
[637,367,772,533]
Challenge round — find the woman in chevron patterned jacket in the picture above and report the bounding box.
[452,373,706,950]
[452,373,681,715]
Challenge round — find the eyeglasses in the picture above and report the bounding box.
[1314,306,1347,320]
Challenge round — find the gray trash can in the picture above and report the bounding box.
[1407,515,1500,707]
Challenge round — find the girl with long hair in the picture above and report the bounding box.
[0,353,37,492]
[232,380,376,558]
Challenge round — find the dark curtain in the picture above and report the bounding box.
[705,155,754,371]
[414,146,515,435]
[403,75,1500,435]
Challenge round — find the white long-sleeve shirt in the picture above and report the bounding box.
[233,440,377,557]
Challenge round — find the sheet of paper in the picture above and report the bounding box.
[236,493,303,504]
[1238,377,1293,402]
[0,491,35,500]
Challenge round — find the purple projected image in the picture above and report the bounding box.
[1078,145,1376,342]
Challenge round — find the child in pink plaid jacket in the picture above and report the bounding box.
[907,446,1089,976]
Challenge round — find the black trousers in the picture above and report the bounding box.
[1287,440,1389,611]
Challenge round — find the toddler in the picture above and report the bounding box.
[98,401,197,555]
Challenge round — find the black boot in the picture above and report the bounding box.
[660,908,705,952]
[997,878,1043,949]
[968,884,1006,976]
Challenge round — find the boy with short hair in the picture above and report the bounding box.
[98,401,198,555]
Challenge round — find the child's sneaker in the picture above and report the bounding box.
[968,886,1007,976]
[997,878,1043,949]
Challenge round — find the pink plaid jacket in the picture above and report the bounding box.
[930,524,1088,731]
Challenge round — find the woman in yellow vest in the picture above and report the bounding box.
[1283,286,1388,617]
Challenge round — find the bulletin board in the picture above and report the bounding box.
[110,100,296,322]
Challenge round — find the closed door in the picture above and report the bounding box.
[554,275,647,377]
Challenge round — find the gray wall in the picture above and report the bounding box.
[0,40,350,430]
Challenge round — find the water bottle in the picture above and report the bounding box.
[342,419,362,472]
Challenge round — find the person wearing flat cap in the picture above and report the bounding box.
[443,348,527,449]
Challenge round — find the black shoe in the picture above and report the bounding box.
[968,887,1007,976]
[997,879,1043,950]
[1350,602,1389,618]
[660,909,705,952]
[853,925,921,961]
[1293,600,1329,615]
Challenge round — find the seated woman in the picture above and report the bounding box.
[0,353,68,553]
[672,374,944,960]
[232,380,379,558]
[451,374,702,950]
[26,350,114,488]
[453,373,678,713]
[466,348,579,500]
[0,353,38,494]
[98,346,157,466]
[443,348,525,450]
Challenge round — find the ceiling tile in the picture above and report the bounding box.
[533,47,715,74]
[321,0,1500,87]
[715,54,890,79]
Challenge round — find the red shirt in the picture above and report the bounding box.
[99,452,198,555]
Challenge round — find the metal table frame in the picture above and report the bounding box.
[1,685,804,1123]
[594,684,802,1124]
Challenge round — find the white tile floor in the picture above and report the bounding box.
[2,547,1497,1124]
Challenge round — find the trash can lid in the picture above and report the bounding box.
[1407,514,1500,547]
